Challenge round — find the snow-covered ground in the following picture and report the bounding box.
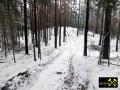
[0,27,120,90]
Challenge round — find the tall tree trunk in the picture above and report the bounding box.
[102,4,111,61]
[23,0,29,54]
[34,0,38,47]
[45,6,48,46]
[46,6,49,45]
[54,0,58,48]
[116,11,120,52]
[7,0,16,63]
[2,2,7,57]
[18,29,21,48]
[29,0,36,61]
[59,0,62,46]
[63,0,66,42]
[37,6,41,60]
[99,10,104,45]
[84,0,90,56]
[77,0,80,36]
[95,6,100,34]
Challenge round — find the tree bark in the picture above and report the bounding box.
[63,0,66,42]
[116,11,120,52]
[23,0,29,54]
[34,0,38,47]
[95,6,100,34]
[1,2,7,57]
[59,0,62,46]
[7,0,16,63]
[84,0,90,56]
[77,0,81,36]
[102,5,111,60]
[54,0,58,48]
[99,10,104,45]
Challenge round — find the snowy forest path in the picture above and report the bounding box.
[62,30,92,90]
[29,29,94,90]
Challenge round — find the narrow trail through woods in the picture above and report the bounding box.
[29,29,93,90]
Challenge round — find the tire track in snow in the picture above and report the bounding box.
[62,29,90,90]
[63,56,74,90]
[62,56,90,90]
